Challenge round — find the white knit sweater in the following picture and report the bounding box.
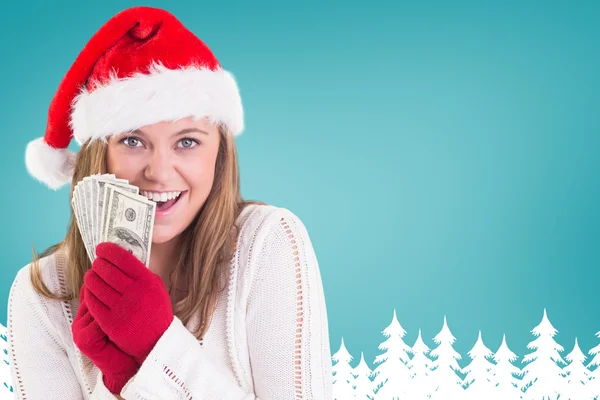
[7,204,333,399]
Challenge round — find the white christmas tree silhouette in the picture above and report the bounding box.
[428,316,465,399]
[352,352,377,400]
[371,309,412,399]
[561,337,591,400]
[587,330,600,400]
[520,308,566,400]
[0,323,13,397]
[490,334,523,400]
[332,337,356,399]
[406,329,433,400]
[462,330,496,398]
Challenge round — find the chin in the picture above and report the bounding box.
[151,228,181,245]
[151,236,173,245]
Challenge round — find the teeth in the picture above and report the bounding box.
[142,191,182,202]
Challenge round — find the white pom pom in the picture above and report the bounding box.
[25,137,76,190]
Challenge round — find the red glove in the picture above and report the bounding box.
[72,285,140,394]
[83,241,174,364]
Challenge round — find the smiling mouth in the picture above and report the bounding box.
[151,190,187,211]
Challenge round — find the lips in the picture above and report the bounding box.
[154,190,187,217]
[156,195,179,211]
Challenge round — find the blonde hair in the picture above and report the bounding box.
[29,124,266,340]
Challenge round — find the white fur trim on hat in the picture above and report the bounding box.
[69,62,244,144]
[25,137,76,190]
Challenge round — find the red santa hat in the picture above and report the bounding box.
[25,6,244,190]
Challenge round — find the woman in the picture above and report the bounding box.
[7,6,333,399]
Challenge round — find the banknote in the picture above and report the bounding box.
[72,174,154,266]
[93,175,138,253]
[73,180,94,260]
[71,194,94,262]
[100,184,155,266]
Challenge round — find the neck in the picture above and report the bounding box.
[149,235,182,290]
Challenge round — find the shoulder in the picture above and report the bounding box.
[8,247,69,318]
[231,203,316,299]
[235,203,316,283]
[236,203,312,249]
[11,250,59,296]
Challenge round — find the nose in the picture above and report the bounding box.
[143,148,175,183]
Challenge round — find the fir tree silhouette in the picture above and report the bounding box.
[332,337,356,399]
[490,334,524,400]
[586,329,600,400]
[352,352,377,399]
[429,316,465,399]
[463,330,496,399]
[521,309,566,400]
[561,337,591,400]
[371,309,412,399]
[406,329,434,400]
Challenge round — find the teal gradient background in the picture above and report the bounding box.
[1,0,598,371]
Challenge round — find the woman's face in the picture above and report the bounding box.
[106,116,220,245]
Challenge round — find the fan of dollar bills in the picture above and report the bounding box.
[72,174,156,266]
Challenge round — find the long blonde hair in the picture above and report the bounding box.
[29,124,266,340]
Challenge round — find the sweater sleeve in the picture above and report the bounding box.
[7,265,117,400]
[120,208,333,399]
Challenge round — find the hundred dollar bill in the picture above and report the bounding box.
[100,184,155,266]
[91,176,98,248]
[73,181,95,261]
[93,175,139,250]
[71,194,94,262]
[81,176,96,253]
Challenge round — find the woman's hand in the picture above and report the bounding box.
[72,285,140,394]
[83,241,174,364]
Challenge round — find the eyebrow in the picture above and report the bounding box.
[131,127,209,137]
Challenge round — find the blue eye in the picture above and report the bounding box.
[119,136,199,149]
[121,137,143,147]
[179,138,200,149]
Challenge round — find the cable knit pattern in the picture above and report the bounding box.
[7,204,333,399]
